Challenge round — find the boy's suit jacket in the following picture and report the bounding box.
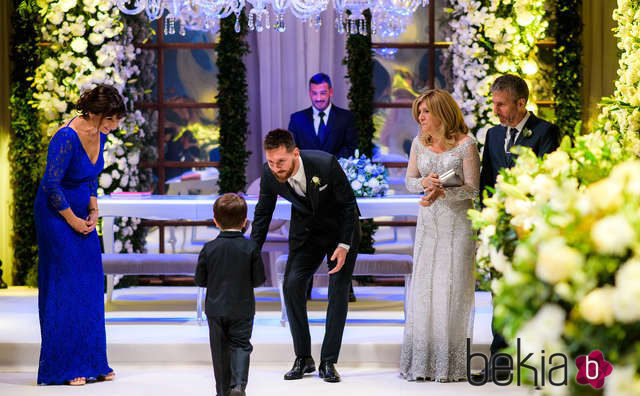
[195,231,266,318]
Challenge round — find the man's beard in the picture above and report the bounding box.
[272,166,294,183]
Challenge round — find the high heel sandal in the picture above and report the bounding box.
[98,371,116,381]
[67,377,86,386]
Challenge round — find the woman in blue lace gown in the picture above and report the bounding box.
[34,85,125,385]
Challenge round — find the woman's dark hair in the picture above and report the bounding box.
[76,84,126,118]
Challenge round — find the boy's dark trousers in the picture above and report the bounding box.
[208,315,254,396]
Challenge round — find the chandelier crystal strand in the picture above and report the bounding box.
[115,0,427,35]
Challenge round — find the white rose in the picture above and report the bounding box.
[70,22,85,36]
[351,180,362,190]
[612,259,640,322]
[586,178,624,213]
[579,287,615,326]
[70,37,88,54]
[127,151,140,165]
[543,150,571,178]
[530,174,556,202]
[489,246,508,273]
[120,174,129,188]
[99,172,113,188]
[88,32,105,46]
[111,169,120,179]
[59,0,77,12]
[536,238,583,283]
[48,12,64,25]
[44,58,58,72]
[604,365,640,396]
[367,178,380,188]
[113,239,123,253]
[591,214,635,255]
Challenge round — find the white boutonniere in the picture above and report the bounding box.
[311,176,321,186]
[522,128,533,138]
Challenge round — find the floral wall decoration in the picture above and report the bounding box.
[468,0,640,393]
[445,0,548,143]
[32,0,154,254]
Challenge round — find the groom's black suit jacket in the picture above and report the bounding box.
[479,112,559,196]
[251,150,360,251]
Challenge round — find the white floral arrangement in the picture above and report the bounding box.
[338,150,389,197]
[445,0,547,142]
[468,1,640,393]
[33,0,153,253]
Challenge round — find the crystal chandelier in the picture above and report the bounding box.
[116,0,428,36]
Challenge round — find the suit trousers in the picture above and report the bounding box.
[208,315,254,396]
[283,239,358,363]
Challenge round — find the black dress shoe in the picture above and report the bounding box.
[229,384,246,396]
[348,285,357,302]
[318,361,341,383]
[284,356,315,380]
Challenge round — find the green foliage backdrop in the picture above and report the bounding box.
[553,0,583,136]
[217,13,251,194]
[9,0,44,286]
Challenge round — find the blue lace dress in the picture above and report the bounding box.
[34,121,111,384]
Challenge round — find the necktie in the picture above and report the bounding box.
[506,127,518,154]
[318,111,328,143]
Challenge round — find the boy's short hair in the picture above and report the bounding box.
[213,193,247,229]
[264,128,296,152]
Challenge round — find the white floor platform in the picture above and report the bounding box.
[0,286,537,395]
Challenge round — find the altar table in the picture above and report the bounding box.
[98,194,421,253]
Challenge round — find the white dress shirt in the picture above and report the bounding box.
[287,156,307,196]
[312,103,332,135]
[504,111,531,152]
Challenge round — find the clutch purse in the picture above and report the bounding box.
[439,169,463,187]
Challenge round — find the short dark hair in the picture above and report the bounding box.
[490,74,529,104]
[76,84,126,118]
[213,193,247,229]
[264,128,296,152]
[309,73,332,89]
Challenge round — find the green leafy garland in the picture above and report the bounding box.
[216,12,250,194]
[553,0,583,137]
[344,11,377,254]
[9,0,45,286]
[344,11,375,159]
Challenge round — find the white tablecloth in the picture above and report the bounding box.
[98,194,421,253]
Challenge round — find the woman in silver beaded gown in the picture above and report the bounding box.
[400,89,479,382]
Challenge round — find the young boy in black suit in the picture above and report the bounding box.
[195,193,266,396]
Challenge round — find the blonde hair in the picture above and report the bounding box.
[411,89,469,147]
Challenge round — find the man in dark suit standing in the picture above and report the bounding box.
[288,73,358,159]
[480,74,560,193]
[251,129,361,383]
[478,74,559,382]
[289,73,358,302]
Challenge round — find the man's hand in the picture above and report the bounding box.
[327,246,348,274]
